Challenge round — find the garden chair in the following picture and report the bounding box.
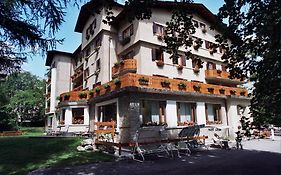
[131,126,170,162]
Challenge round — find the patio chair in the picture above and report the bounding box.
[131,126,170,162]
[177,124,207,155]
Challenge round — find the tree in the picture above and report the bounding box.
[216,0,281,126]
[0,72,45,128]
[0,0,80,73]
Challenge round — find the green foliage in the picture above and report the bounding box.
[95,87,101,93]
[217,0,281,126]
[178,82,187,88]
[0,0,81,73]
[113,78,121,85]
[103,83,110,89]
[89,90,94,96]
[78,91,87,99]
[64,93,71,99]
[0,72,45,129]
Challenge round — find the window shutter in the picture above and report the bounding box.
[205,40,210,49]
[213,63,216,70]
[118,33,123,41]
[153,22,157,34]
[130,24,134,36]
[181,56,186,66]
[152,48,156,61]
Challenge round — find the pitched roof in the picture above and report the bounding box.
[74,0,122,33]
[45,50,73,66]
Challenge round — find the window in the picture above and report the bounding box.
[122,24,133,40]
[97,103,117,122]
[221,65,227,71]
[60,109,65,124]
[205,104,221,124]
[205,40,211,49]
[140,100,166,126]
[84,68,89,79]
[95,37,102,47]
[177,103,196,125]
[96,59,101,70]
[85,47,91,57]
[153,22,165,36]
[207,62,216,70]
[200,23,206,29]
[72,108,84,124]
[192,59,200,68]
[152,48,164,62]
[192,20,199,28]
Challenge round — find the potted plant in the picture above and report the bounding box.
[138,77,149,85]
[156,60,164,67]
[193,66,200,73]
[178,82,187,90]
[78,91,87,99]
[217,69,222,74]
[103,83,110,90]
[161,80,170,88]
[207,87,214,94]
[240,91,246,96]
[193,84,201,92]
[95,87,101,93]
[89,90,94,97]
[219,88,225,94]
[114,78,121,86]
[56,96,62,101]
[230,89,236,95]
[157,33,164,40]
[64,93,70,100]
[177,64,184,70]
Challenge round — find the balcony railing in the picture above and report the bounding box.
[205,69,243,86]
[59,73,248,103]
[112,58,137,78]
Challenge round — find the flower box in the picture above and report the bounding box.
[230,89,236,95]
[178,82,187,90]
[138,77,149,85]
[207,87,214,94]
[193,84,201,92]
[177,65,184,70]
[161,80,170,88]
[156,60,164,67]
[219,88,225,94]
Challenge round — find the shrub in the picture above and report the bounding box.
[193,84,201,91]
[56,96,62,101]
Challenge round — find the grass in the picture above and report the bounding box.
[0,127,114,175]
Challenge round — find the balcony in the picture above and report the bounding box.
[205,69,243,86]
[112,58,137,78]
[59,73,248,103]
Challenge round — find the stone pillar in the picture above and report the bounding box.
[118,94,140,143]
[166,100,177,127]
[196,102,206,125]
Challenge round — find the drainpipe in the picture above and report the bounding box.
[224,97,230,136]
[109,36,112,81]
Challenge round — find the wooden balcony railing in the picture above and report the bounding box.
[59,73,248,103]
[112,58,137,78]
[95,121,116,143]
[205,69,243,86]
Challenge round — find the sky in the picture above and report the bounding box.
[22,0,224,79]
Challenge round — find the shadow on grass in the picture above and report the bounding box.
[0,137,114,175]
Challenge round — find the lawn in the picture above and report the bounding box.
[0,128,114,175]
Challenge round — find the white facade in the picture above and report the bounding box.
[45,1,250,139]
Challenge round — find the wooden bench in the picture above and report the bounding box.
[0,130,23,136]
[95,121,116,143]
